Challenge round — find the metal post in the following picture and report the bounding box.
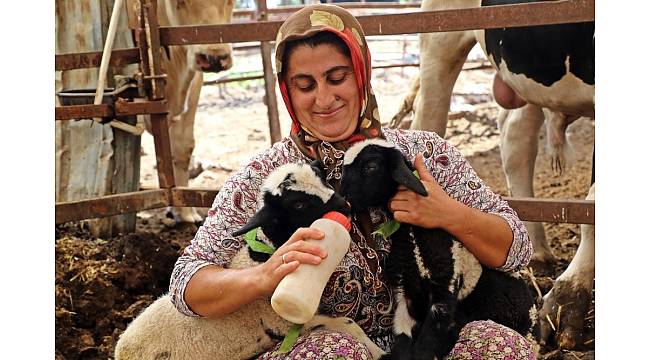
[256,0,282,144]
[136,0,176,188]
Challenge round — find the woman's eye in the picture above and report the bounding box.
[293,78,315,91]
[328,72,349,85]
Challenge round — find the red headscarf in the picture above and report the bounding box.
[274,4,384,184]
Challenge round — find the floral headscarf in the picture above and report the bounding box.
[275,4,384,184]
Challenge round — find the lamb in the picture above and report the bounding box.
[340,138,539,360]
[115,161,385,360]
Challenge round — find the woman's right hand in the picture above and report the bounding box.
[255,227,328,297]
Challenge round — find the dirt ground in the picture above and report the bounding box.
[55,41,595,359]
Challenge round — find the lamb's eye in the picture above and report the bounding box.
[293,201,305,210]
[363,162,380,174]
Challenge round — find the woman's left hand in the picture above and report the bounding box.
[388,153,459,229]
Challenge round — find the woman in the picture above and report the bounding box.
[169,4,534,359]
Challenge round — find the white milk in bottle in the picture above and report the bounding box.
[271,212,351,324]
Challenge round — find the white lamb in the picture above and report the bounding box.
[114,162,385,360]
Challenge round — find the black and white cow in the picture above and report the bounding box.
[396,0,595,350]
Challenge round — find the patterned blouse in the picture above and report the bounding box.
[169,128,532,350]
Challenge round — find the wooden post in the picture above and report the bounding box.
[135,0,176,188]
[256,0,282,144]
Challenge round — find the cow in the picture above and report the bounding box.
[393,0,595,351]
[139,0,235,224]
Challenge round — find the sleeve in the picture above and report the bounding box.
[387,128,532,273]
[168,139,302,316]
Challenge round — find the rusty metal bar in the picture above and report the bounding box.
[160,0,594,45]
[55,189,169,224]
[168,188,595,225]
[138,0,176,189]
[234,2,422,18]
[505,197,594,225]
[55,47,141,71]
[55,104,113,120]
[55,100,167,120]
[114,99,167,116]
[170,187,219,208]
[54,186,594,224]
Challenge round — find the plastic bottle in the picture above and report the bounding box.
[270,211,352,324]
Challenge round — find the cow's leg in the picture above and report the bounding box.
[539,184,595,350]
[412,0,480,136]
[497,104,555,271]
[389,74,420,129]
[168,71,203,224]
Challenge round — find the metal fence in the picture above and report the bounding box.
[55,0,595,225]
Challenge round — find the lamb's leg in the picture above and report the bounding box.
[389,287,415,360]
[303,315,386,360]
[538,184,595,350]
[412,292,459,360]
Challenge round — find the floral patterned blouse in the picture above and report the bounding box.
[169,128,531,351]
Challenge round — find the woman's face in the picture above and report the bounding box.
[285,43,360,142]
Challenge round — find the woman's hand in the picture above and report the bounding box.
[255,227,327,296]
[388,153,459,230]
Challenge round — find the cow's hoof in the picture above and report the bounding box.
[538,278,592,350]
[165,207,203,226]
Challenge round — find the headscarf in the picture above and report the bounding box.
[275,4,384,185]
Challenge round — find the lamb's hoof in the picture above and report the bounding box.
[538,279,592,350]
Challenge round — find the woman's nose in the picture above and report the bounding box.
[314,84,336,109]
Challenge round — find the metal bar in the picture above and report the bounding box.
[55,100,168,120]
[55,104,113,120]
[114,99,168,116]
[256,0,282,145]
[55,48,141,71]
[142,0,165,99]
[160,0,594,45]
[55,189,169,224]
[233,2,422,18]
[504,197,595,225]
[139,0,176,189]
[170,187,219,208]
[167,187,595,225]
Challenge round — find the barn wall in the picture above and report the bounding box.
[56,0,140,237]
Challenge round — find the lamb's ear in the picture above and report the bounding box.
[232,206,273,237]
[387,150,428,196]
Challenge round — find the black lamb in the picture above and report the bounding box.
[340,138,539,360]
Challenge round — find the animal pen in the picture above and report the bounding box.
[54,0,595,229]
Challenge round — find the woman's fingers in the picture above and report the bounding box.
[278,250,323,266]
[285,227,324,245]
[280,227,327,258]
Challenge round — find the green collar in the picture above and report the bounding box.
[243,228,276,255]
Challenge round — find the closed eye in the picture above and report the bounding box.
[327,69,351,85]
[362,162,380,174]
[292,201,306,211]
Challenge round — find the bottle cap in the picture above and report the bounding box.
[322,211,352,231]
